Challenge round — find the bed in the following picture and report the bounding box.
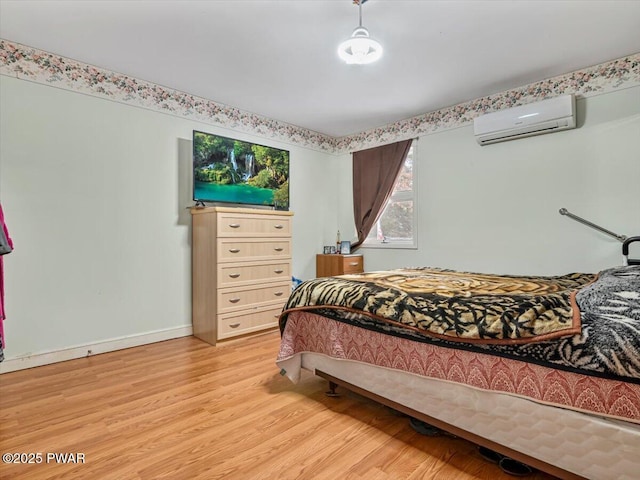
[276,264,640,480]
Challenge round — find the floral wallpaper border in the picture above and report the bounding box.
[338,53,640,153]
[0,40,336,152]
[1,39,638,154]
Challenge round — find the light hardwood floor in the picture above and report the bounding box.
[0,332,557,480]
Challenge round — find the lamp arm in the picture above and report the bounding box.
[559,208,627,242]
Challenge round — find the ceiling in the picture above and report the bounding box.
[1,0,639,138]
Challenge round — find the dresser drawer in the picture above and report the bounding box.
[342,255,364,274]
[217,238,291,262]
[218,260,291,288]
[218,305,283,339]
[217,213,291,237]
[217,281,291,313]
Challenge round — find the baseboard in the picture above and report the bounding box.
[0,325,193,374]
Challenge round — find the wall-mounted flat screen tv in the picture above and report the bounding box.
[193,130,290,209]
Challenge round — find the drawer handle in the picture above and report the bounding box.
[229,323,241,329]
[274,269,284,274]
[274,247,284,252]
[274,224,284,229]
[274,291,284,296]
[229,223,241,228]
[229,298,241,303]
[349,262,359,266]
[228,248,240,253]
[229,273,241,278]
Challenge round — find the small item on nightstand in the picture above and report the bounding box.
[336,230,341,252]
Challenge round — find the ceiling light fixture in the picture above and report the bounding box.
[338,0,383,65]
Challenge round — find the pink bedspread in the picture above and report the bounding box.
[277,311,640,424]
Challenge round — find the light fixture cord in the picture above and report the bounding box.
[358,1,363,27]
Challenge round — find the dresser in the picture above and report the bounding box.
[191,206,293,345]
[316,254,364,277]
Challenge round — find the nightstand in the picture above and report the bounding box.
[316,254,364,277]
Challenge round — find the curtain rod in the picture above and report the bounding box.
[350,137,419,154]
[559,208,627,242]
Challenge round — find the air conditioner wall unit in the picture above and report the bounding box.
[474,94,576,146]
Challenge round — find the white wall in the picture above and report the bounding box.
[0,76,339,366]
[361,87,640,275]
[1,75,638,370]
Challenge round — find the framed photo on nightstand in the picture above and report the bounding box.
[340,241,351,254]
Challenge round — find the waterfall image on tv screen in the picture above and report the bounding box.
[193,130,290,209]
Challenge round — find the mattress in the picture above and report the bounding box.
[279,312,640,424]
[281,265,640,384]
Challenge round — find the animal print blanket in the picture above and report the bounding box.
[280,265,640,382]
[281,268,595,345]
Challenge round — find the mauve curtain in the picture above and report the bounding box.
[351,139,413,250]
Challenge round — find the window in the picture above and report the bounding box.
[363,145,416,248]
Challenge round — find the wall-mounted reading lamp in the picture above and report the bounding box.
[559,208,640,265]
[558,208,627,242]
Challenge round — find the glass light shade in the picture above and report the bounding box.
[338,26,383,65]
